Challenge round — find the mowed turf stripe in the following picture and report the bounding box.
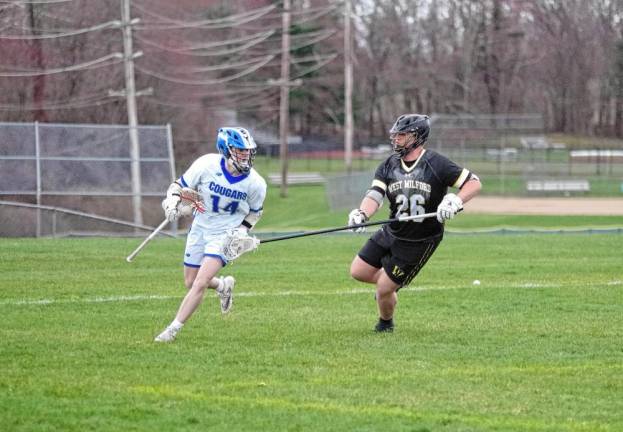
[129,385,612,431]
[0,279,620,306]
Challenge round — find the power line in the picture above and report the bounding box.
[0,19,121,39]
[0,93,119,110]
[135,28,336,59]
[143,100,280,113]
[290,3,340,25]
[0,0,76,4]
[142,84,277,98]
[0,0,343,129]
[144,89,280,111]
[134,29,275,57]
[0,52,123,76]
[141,54,278,74]
[134,54,274,85]
[291,53,339,79]
[132,2,276,31]
[236,4,342,31]
[247,29,337,56]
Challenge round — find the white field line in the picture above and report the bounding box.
[0,280,620,307]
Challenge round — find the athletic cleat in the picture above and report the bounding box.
[218,275,235,314]
[374,318,394,333]
[154,326,178,343]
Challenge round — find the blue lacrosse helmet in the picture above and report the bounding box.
[216,127,257,174]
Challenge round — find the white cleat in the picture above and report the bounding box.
[154,326,178,343]
[218,275,235,314]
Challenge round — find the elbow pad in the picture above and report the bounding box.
[365,189,384,207]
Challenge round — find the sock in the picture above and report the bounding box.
[169,319,184,331]
[215,277,224,293]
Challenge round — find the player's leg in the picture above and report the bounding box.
[156,230,226,342]
[155,257,223,343]
[184,265,222,291]
[374,270,400,332]
[175,256,223,323]
[350,255,383,283]
[184,265,199,289]
[186,261,235,315]
[350,231,388,283]
[373,237,443,333]
[183,229,222,291]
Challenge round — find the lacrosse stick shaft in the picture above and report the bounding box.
[260,212,439,244]
[126,219,170,262]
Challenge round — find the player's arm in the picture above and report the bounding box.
[222,180,266,261]
[348,178,386,231]
[437,170,482,223]
[161,180,183,221]
[240,209,262,231]
[357,195,380,220]
[161,156,207,221]
[240,179,267,231]
[456,175,481,204]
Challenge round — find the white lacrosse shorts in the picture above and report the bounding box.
[183,227,229,268]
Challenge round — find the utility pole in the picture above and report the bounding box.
[279,0,291,198]
[344,0,353,172]
[121,0,143,226]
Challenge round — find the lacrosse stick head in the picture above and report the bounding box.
[179,187,206,215]
[222,229,260,261]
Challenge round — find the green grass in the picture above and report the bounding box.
[1,234,622,431]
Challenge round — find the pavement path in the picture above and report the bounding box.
[466,196,623,216]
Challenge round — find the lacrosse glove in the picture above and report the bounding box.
[162,196,181,222]
[436,193,463,223]
[348,209,369,233]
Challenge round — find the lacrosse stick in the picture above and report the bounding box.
[126,188,205,262]
[223,211,444,261]
[179,187,206,215]
[126,219,169,262]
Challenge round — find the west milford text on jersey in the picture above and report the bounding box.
[387,179,431,194]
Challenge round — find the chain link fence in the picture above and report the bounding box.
[325,114,623,210]
[0,122,175,237]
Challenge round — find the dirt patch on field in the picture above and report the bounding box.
[466,197,623,216]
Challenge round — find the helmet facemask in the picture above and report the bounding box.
[228,146,256,174]
[388,114,430,157]
[390,132,424,157]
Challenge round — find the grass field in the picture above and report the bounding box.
[1,233,621,431]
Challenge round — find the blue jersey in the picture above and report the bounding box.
[179,154,266,234]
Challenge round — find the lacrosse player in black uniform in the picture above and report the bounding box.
[348,114,482,332]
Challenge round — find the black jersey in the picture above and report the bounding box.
[370,149,472,241]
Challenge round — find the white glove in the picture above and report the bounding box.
[226,227,248,239]
[348,209,369,233]
[436,193,463,223]
[162,196,181,222]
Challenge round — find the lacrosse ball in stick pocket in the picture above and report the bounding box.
[179,188,206,214]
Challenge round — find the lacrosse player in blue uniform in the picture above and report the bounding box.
[155,127,267,342]
[348,114,482,333]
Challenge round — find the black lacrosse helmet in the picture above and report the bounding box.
[389,114,430,156]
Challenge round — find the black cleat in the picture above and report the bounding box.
[374,318,394,333]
